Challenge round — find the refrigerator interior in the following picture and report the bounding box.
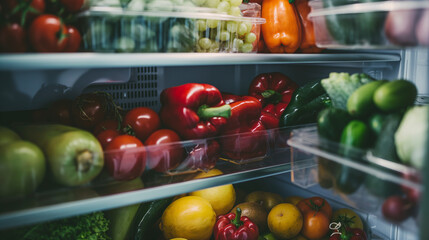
[0,48,427,240]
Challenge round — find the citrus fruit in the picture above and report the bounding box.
[190,169,236,215]
[284,196,304,206]
[160,196,216,240]
[268,203,303,239]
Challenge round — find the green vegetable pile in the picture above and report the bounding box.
[316,72,425,196]
[2,212,110,240]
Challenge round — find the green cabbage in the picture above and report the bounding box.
[394,105,429,170]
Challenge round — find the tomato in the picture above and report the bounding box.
[93,119,120,135]
[144,129,184,173]
[29,14,68,52]
[48,99,72,125]
[0,23,27,52]
[122,107,161,142]
[60,0,85,13]
[63,25,81,52]
[382,195,413,222]
[104,135,146,181]
[96,129,120,150]
[331,208,363,230]
[72,92,112,131]
[297,197,332,240]
[3,0,45,25]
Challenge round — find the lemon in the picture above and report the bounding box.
[189,169,236,215]
[160,196,216,240]
[268,203,303,239]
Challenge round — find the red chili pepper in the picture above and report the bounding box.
[248,72,298,128]
[214,207,259,240]
[159,83,231,140]
[219,95,268,160]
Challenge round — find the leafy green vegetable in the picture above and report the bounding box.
[3,212,111,240]
[394,105,429,170]
[321,72,375,110]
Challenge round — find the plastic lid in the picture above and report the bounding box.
[78,6,266,23]
[309,0,429,17]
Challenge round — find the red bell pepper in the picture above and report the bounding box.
[159,83,231,140]
[214,207,259,240]
[176,140,220,172]
[219,95,268,160]
[248,72,298,128]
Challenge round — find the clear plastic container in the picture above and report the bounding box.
[308,0,429,48]
[287,125,423,232]
[77,4,265,53]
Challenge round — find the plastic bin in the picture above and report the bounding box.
[308,0,429,48]
[77,4,265,53]
[287,125,422,232]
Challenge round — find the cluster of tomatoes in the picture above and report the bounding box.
[38,91,184,181]
[0,0,86,53]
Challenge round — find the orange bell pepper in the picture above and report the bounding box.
[261,0,302,53]
[295,0,323,53]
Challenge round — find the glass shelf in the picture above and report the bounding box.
[0,53,401,70]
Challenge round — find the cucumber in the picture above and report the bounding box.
[347,80,387,117]
[365,113,403,197]
[373,80,417,112]
[134,197,173,240]
[317,107,352,142]
[333,120,370,194]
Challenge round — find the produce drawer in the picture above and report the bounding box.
[309,0,429,48]
[287,126,422,234]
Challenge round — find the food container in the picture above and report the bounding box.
[77,4,265,53]
[308,0,429,48]
[287,126,422,232]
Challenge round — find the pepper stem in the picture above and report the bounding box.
[231,207,243,228]
[197,104,231,120]
[76,150,93,172]
[261,90,282,104]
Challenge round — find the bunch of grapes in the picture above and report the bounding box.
[192,0,243,16]
[196,19,257,53]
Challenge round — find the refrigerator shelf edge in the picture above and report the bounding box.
[0,151,316,230]
[0,52,401,70]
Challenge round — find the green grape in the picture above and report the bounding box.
[220,31,230,41]
[226,21,238,33]
[232,38,244,50]
[228,6,241,16]
[192,0,207,6]
[197,19,207,31]
[237,22,248,36]
[209,41,220,52]
[217,1,230,13]
[198,37,212,49]
[206,19,219,28]
[229,0,242,7]
[240,43,254,53]
[244,21,253,33]
[245,32,257,43]
[205,0,220,8]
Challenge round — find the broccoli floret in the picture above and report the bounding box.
[3,212,111,240]
[321,72,375,110]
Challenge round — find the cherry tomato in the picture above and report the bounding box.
[297,196,332,240]
[48,99,72,125]
[63,25,81,52]
[93,119,120,135]
[72,92,111,131]
[0,23,27,52]
[96,129,120,150]
[144,129,183,173]
[105,135,146,181]
[29,14,68,52]
[122,107,161,142]
[60,0,85,13]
